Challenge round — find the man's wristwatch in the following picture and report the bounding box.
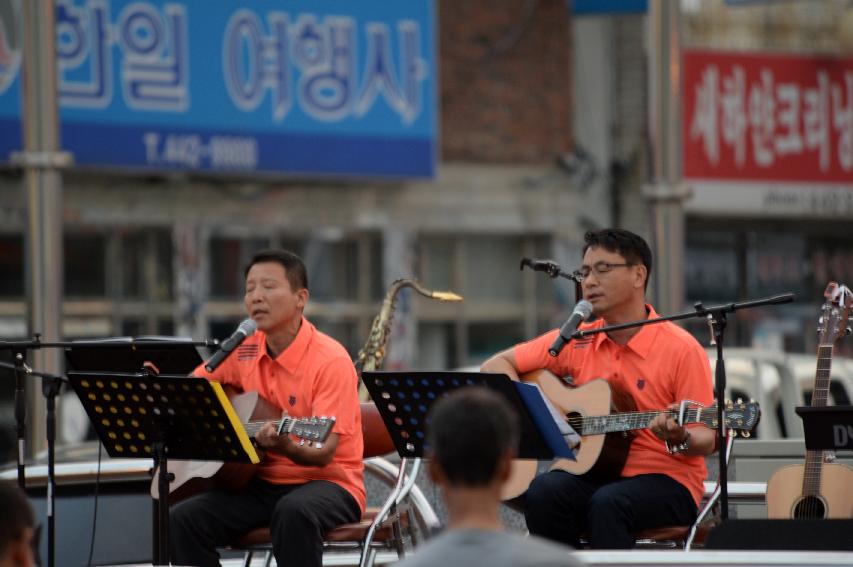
[665,430,691,455]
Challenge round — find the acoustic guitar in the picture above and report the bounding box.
[502,369,761,501]
[150,390,335,503]
[766,282,853,519]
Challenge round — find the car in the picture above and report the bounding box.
[705,348,853,440]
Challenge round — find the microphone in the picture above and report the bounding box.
[548,300,593,357]
[204,318,258,373]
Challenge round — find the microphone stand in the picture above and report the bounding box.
[519,258,584,303]
[570,292,795,520]
[0,359,67,567]
[0,336,216,567]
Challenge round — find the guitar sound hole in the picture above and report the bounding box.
[793,496,826,519]
[565,411,583,439]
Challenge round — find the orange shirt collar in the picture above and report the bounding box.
[267,315,314,371]
[591,304,659,359]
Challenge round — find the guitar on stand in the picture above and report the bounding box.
[766,282,853,519]
[502,369,761,500]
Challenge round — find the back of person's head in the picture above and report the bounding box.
[0,481,35,567]
[244,249,309,291]
[582,228,653,290]
[426,387,519,487]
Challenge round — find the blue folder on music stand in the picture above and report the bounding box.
[361,370,575,460]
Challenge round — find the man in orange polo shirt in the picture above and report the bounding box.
[481,228,715,549]
[171,249,364,567]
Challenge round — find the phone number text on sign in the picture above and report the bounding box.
[142,132,259,170]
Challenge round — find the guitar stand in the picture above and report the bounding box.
[66,370,259,565]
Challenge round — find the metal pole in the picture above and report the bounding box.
[17,2,71,566]
[644,0,689,316]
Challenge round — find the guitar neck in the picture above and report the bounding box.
[802,344,834,495]
[576,407,706,435]
[244,416,293,437]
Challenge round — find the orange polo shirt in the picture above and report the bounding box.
[195,316,365,512]
[514,305,713,506]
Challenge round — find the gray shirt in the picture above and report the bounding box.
[393,528,582,567]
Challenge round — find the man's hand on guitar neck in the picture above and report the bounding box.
[255,420,340,467]
[649,405,716,457]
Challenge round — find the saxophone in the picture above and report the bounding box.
[356,279,462,395]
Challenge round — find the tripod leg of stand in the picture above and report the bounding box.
[154,443,171,565]
[43,375,61,567]
[14,351,27,490]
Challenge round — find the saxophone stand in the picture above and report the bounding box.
[569,292,795,520]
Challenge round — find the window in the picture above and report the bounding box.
[685,218,853,355]
[65,233,106,297]
[120,230,173,300]
[209,237,270,298]
[416,233,556,369]
[302,239,359,301]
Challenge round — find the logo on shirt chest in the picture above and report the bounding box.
[237,344,258,361]
[288,395,297,407]
[636,377,646,390]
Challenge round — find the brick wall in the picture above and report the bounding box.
[439,0,573,163]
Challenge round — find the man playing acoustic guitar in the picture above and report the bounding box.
[481,228,715,549]
[171,249,364,567]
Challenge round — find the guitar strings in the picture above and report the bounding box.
[567,407,708,434]
[243,418,293,436]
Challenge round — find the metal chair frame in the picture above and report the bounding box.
[230,403,439,567]
[633,431,737,550]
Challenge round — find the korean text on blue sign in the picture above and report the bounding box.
[0,0,436,178]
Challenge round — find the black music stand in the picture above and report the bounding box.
[796,405,853,451]
[361,370,575,460]
[66,371,259,566]
[64,337,203,374]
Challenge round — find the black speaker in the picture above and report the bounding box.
[705,519,853,551]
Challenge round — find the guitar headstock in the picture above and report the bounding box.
[819,282,852,347]
[285,416,336,446]
[701,400,761,437]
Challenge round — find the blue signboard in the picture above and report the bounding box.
[0,0,436,178]
[572,0,646,15]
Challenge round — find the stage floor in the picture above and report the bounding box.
[103,550,853,567]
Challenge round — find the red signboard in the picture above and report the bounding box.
[683,49,853,183]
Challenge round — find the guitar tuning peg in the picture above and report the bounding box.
[742,431,751,438]
[299,439,306,446]
[736,397,743,404]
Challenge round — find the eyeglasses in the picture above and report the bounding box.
[573,261,634,280]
